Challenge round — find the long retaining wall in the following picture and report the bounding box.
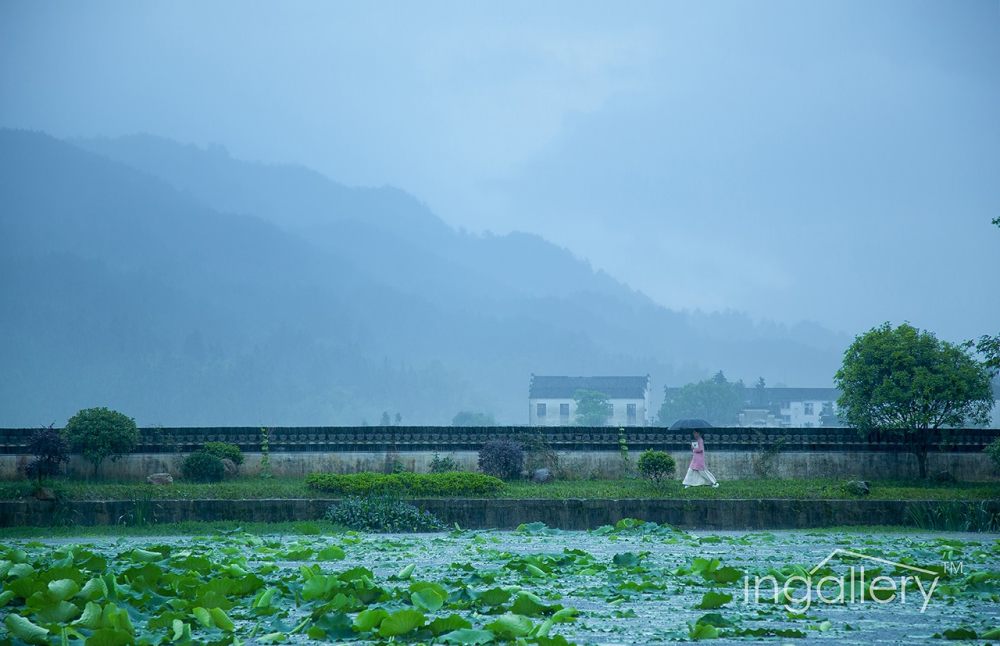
[2,497,998,530]
[2,426,998,481]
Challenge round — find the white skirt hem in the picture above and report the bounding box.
[683,467,718,487]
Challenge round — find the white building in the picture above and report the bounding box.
[528,375,651,426]
[745,387,842,428]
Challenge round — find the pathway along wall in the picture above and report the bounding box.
[0,426,998,481]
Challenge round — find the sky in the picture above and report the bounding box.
[2,0,998,341]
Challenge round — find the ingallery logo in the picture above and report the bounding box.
[742,549,942,613]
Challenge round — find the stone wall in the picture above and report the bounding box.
[1,425,997,481]
[2,497,997,530]
[2,448,996,481]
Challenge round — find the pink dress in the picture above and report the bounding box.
[683,437,718,487]
[690,438,706,470]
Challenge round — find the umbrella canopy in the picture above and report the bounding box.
[668,418,714,430]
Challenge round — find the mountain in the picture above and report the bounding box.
[0,130,846,426]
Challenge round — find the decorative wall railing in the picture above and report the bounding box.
[0,426,997,455]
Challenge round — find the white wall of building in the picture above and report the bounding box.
[528,397,649,426]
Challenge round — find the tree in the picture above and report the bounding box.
[63,407,138,476]
[452,411,495,426]
[657,372,746,426]
[380,411,391,426]
[574,389,612,426]
[835,323,993,478]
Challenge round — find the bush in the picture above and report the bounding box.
[478,439,524,480]
[182,451,225,482]
[63,407,138,476]
[637,450,676,483]
[986,438,1000,471]
[325,495,446,532]
[429,453,460,473]
[202,441,244,466]
[305,471,504,497]
[24,425,70,482]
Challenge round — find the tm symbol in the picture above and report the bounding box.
[944,561,964,575]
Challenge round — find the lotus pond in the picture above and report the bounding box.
[1,523,998,645]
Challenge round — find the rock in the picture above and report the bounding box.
[147,472,174,485]
[532,468,554,484]
[33,487,56,501]
[931,470,956,483]
[221,458,238,477]
[843,480,870,496]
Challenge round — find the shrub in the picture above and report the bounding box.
[305,471,504,497]
[182,451,225,482]
[24,425,70,482]
[637,450,676,483]
[429,453,460,473]
[478,439,524,480]
[986,438,1000,471]
[63,407,138,476]
[202,441,244,466]
[325,495,446,532]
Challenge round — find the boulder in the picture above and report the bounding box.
[221,458,238,477]
[146,472,174,486]
[843,480,870,496]
[33,487,57,501]
[931,470,956,483]
[531,468,554,484]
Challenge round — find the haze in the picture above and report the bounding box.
[1,1,998,425]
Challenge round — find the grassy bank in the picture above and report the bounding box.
[2,476,998,501]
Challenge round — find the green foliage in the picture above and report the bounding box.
[182,451,225,483]
[429,453,461,473]
[477,439,524,480]
[201,441,244,466]
[63,407,138,475]
[258,427,272,479]
[835,322,994,478]
[987,438,1000,471]
[306,471,505,496]
[658,371,746,426]
[637,450,676,483]
[617,427,632,477]
[975,334,1000,373]
[24,425,69,483]
[324,495,446,532]
[451,411,495,426]
[573,389,612,426]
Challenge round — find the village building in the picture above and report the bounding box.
[528,375,651,426]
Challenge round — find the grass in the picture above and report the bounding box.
[501,478,1000,500]
[2,475,998,501]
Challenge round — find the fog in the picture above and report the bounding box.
[0,1,997,425]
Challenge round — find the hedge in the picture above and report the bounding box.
[305,471,504,497]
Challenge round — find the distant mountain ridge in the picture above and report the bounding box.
[0,129,846,426]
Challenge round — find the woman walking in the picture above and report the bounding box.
[683,430,719,488]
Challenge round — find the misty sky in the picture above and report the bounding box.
[2,1,998,342]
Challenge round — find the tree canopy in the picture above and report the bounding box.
[452,411,495,427]
[835,322,993,478]
[657,371,746,426]
[573,390,613,426]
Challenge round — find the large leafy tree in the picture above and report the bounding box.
[574,390,613,426]
[657,371,746,426]
[835,323,993,478]
[63,407,138,476]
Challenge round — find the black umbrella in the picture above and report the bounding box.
[668,418,713,430]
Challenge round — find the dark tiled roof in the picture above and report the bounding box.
[530,375,649,399]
